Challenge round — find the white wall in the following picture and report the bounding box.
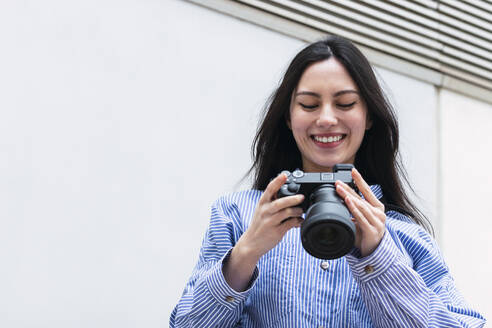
[375,68,439,229]
[0,0,487,326]
[0,0,304,326]
[440,89,492,320]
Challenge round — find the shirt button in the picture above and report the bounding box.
[225,296,235,302]
[320,261,329,270]
[364,265,375,274]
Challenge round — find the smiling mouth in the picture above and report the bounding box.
[311,135,346,144]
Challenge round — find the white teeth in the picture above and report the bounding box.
[314,135,343,143]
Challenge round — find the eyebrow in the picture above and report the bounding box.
[295,90,359,97]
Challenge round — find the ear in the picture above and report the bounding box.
[286,115,292,130]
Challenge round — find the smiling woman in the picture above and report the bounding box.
[288,58,371,172]
[170,35,486,327]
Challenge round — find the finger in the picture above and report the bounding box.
[272,206,304,224]
[335,180,361,200]
[336,182,360,203]
[350,196,384,229]
[267,194,304,214]
[352,168,384,211]
[345,196,371,230]
[369,205,387,225]
[336,183,349,198]
[259,173,288,205]
[280,217,304,234]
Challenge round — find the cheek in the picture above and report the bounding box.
[289,112,307,136]
[291,122,312,146]
[349,111,369,137]
[356,121,368,136]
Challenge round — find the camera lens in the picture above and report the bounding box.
[315,226,337,247]
[300,184,356,259]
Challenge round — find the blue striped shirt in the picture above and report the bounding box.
[170,186,485,327]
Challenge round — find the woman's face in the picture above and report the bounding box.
[288,58,371,172]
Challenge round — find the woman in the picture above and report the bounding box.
[170,35,485,327]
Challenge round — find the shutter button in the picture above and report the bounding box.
[320,261,329,270]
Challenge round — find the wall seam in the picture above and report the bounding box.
[435,86,443,248]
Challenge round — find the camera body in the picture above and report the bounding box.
[277,164,357,260]
[277,164,356,210]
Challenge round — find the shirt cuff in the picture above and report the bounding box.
[345,230,399,283]
[205,248,259,310]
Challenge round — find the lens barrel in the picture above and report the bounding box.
[300,184,356,259]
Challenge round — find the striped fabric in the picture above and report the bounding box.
[170,186,485,327]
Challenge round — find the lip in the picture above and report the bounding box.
[311,133,346,148]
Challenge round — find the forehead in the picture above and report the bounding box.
[296,58,359,92]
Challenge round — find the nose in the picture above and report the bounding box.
[316,104,338,127]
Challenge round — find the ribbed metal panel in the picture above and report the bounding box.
[234,0,492,91]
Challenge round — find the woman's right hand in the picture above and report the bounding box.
[223,173,304,292]
[237,173,305,262]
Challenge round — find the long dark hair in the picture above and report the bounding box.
[247,35,432,233]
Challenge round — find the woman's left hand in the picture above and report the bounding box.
[335,168,386,258]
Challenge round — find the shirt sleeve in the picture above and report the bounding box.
[169,196,259,328]
[345,212,486,328]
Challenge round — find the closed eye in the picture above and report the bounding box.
[337,101,356,109]
[299,103,318,109]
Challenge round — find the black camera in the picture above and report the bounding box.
[277,164,357,260]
